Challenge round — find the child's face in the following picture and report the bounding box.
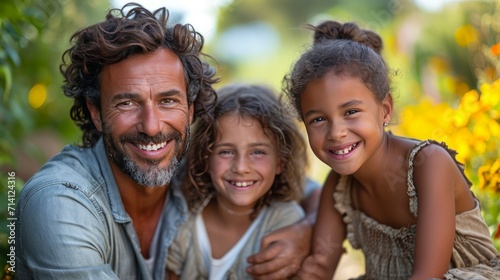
[209,114,282,212]
[300,73,391,175]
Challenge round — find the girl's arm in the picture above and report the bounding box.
[296,170,347,279]
[410,144,457,279]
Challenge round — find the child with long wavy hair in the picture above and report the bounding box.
[166,84,308,279]
[284,20,500,279]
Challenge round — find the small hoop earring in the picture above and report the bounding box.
[383,121,389,127]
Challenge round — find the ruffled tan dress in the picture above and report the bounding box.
[333,140,500,279]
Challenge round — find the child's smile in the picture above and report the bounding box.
[300,73,389,175]
[209,114,282,212]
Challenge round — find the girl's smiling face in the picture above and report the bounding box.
[300,72,392,175]
[209,114,282,213]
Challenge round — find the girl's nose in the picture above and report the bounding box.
[231,154,251,174]
[327,120,347,140]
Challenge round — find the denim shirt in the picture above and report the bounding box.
[15,138,188,280]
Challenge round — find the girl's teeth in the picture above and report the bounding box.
[333,143,357,155]
[233,181,254,187]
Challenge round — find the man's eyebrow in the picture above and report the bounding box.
[111,89,183,102]
[157,89,183,98]
[112,93,140,102]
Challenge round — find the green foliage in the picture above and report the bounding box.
[0,0,111,277]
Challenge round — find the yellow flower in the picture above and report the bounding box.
[455,25,478,47]
[398,79,500,196]
[478,160,500,194]
[459,89,480,113]
[480,81,500,108]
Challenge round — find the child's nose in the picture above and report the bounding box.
[231,154,251,174]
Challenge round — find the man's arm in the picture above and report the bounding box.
[15,183,119,279]
[245,177,321,279]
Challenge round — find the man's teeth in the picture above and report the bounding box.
[231,181,255,187]
[333,143,358,155]
[138,142,167,151]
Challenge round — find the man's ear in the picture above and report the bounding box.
[86,99,102,132]
[188,103,194,125]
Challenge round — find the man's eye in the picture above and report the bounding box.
[117,101,134,107]
[160,99,175,104]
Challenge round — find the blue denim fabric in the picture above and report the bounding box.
[15,138,188,280]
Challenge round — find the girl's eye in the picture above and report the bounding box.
[345,109,358,116]
[218,150,233,155]
[252,150,266,155]
[309,117,325,124]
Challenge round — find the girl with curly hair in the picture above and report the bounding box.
[167,84,309,279]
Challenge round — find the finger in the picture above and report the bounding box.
[247,247,302,278]
[247,241,281,264]
[259,232,280,251]
[251,262,300,280]
[247,254,283,276]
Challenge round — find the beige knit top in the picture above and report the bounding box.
[333,140,500,280]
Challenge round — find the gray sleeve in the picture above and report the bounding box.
[15,183,119,280]
[304,177,321,198]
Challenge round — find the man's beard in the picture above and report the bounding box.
[101,122,189,187]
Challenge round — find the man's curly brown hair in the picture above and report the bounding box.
[60,2,218,147]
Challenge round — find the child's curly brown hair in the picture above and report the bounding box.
[182,83,308,216]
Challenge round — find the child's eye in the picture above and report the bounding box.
[218,150,233,155]
[345,109,358,116]
[251,150,266,155]
[309,117,326,124]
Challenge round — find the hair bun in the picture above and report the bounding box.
[310,21,383,55]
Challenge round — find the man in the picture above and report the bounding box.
[15,3,312,279]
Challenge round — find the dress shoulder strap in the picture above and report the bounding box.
[407,140,431,217]
[406,139,472,217]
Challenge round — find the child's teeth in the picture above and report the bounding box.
[334,143,357,155]
[234,181,253,187]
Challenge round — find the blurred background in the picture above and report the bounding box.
[1,0,499,278]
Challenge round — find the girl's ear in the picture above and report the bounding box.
[87,99,103,132]
[275,159,283,175]
[382,93,394,124]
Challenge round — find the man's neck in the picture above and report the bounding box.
[109,161,168,258]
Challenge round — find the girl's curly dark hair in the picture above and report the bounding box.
[60,2,218,147]
[283,20,391,119]
[183,84,308,217]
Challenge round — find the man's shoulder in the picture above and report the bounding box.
[21,144,105,199]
